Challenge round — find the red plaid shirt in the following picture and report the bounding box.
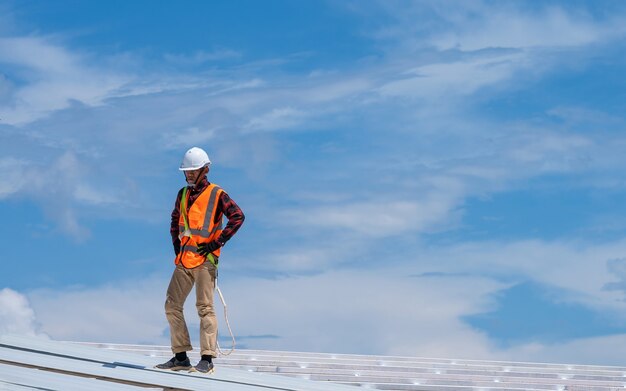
[170,177,244,253]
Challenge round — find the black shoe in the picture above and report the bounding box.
[191,359,214,374]
[154,356,192,371]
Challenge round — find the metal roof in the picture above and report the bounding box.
[0,334,356,390]
[2,334,626,390]
[93,342,626,391]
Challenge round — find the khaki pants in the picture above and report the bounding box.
[165,261,217,357]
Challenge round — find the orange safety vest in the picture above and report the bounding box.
[175,183,224,269]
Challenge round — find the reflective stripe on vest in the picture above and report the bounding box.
[175,184,224,269]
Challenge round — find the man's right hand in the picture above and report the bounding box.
[197,241,221,256]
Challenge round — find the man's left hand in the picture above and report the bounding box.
[197,241,221,256]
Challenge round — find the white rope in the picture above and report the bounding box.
[215,283,236,356]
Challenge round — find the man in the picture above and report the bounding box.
[156,146,244,374]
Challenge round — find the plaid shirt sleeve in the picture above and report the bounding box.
[216,191,245,245]
[170,188,184,252]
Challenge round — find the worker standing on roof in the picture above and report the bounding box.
[156,147,245,374]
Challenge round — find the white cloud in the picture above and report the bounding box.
[15,234,626,365]
[163,49,241,65]
[379,53,527,99]
[0,288,43,337]
[364,2,626,111]
[0,4,615,256]
[164,126,218,148]
[282,197,460,238]
[0,72,13,103]
[267,248,331,272]
[28,152,93,239]
[305,77,373,103]
[503,334,626,366]
[430,6,626,51]
[0,36,76,74]
[415,239,626,313]
[269,125,594,246]
[367,2,626,53]
[509,133,591,167]
[0,157,29,198]
[254,234,626,321]
[277,174,467,240]
[549,106,625,125]
[254,238,626,362]
[22,270,506,359]
[28,277,167,344]
[243,107,306,132]
[0,151,126,239]
[0,36,131,124]
[223,270,507,359]
[74,184,119,206]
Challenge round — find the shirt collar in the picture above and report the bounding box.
[190,176,209,194]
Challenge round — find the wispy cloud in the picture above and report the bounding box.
[0,151,126,239]
[361,1,626,52]
[243,107,306,132]
[280,195,462,238]
[163,49,241,65]
[0,157,29,198]
[414,238,626,313]
[379,53,528,99]
[428,4,626,51]
[0,8,613,247]
[0,36,131,124]
[165,126,218,148]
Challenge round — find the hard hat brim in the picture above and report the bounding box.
[179,163,210,171]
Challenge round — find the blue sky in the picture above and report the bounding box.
[2,0,626,365]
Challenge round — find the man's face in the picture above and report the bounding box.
[184,166,207,186]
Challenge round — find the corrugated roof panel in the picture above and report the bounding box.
[0,362,154,391]
[0,334,358,391]
[3,334,626,390]
[0,382,40,391]
[81,341,626,390]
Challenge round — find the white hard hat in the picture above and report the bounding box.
[179,147,211,171]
